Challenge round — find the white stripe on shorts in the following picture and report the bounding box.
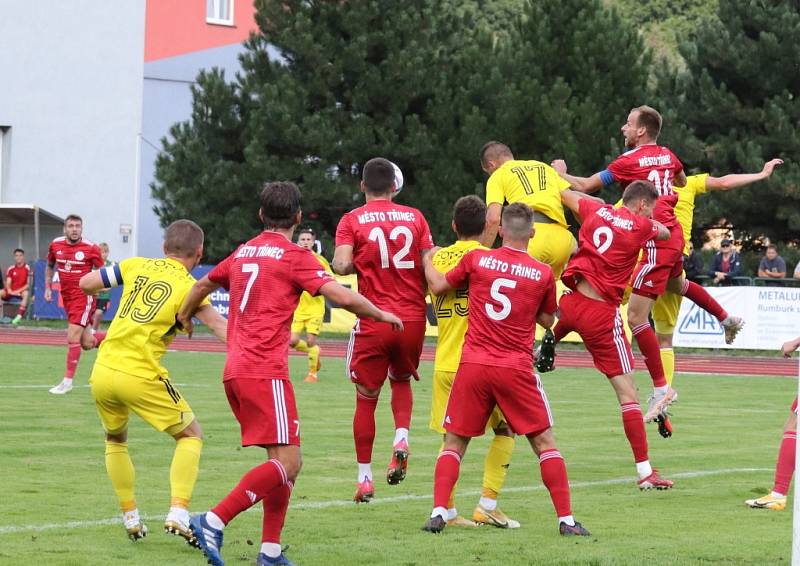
[534,373,554,427]
[612,309,632,374]
[80,295,93,326]
[272,380,289,444]
[633,240,656,289]
[345,319,360,378]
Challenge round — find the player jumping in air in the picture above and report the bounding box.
[80,220,227,542]
[45,214,105,394]
[333,158,434,502]
[180,182,402,566]
[289,228,333,382]
[553,105,745,426]
[422,203,590,537]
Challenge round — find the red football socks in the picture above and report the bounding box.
[681,280,728,321]
[621,403,649,463]
[773,431,796,496]
[212,459,288,524]
[390,378,413,430]
[353,391,379,464]
[261,481,293,544]
[631,322,667,387]
[539,449,571,517]
[433,450,462,509]
[65,342,81,378]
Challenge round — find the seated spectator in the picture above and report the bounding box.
[708,239,742,286]
[0,248,31,325]
[684,241,705,283]
[758,244,787,279]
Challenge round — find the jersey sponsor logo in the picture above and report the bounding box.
[75,251,85,260]
[677,303,723,336]
[235,244,284,260]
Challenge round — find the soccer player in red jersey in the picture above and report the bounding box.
[421,203,590,537]
[552,181,674,489]
[553,105,744,422]
[45,214,105,394]
[333,158,435,502]
[0,248,30,325]
[179,182,402,566]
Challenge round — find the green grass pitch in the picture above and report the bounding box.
[0,343,794,565]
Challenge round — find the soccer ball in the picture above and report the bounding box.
[390,161,404,195]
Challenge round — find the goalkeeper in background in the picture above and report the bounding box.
[290,228,333,382]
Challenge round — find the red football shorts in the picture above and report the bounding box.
[0,289,20,300]
[62,290,96,327]
[631,227,684,300]
[346,319,425,390]
[224,378,300,447]
[556,291,634,378]
[444,362,553,437]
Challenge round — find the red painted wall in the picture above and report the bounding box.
[145,0,258,62]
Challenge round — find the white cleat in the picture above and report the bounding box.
[721,316,745,345]
[48,379,73,395]
[123,509,148,542]
[644,388,677,423]
[164,508,199,547]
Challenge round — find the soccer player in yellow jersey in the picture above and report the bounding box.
[653,158,784,394]
[290,228,333,382]
[479,141,576,278]
[79,220,227,543]
[429,195,520,529]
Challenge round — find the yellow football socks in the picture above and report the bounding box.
[483,434,515,495]
[170,436,203,504]
[660,348,675,387]
[308,345,320,374]
[105,441,136,511]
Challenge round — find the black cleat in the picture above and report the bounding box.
[421,516,447,534]
[655,413,673,438]
[535,329,556,373]
[559,521,591,537]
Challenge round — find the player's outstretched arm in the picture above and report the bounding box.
[332,244,355,275]
[79,271,105,295]
[193,304,227,343]
[318,281,403,331]
[780,337,800,358]
[178,275,220,337]
[551,160,604,194]
[706,158,784,191]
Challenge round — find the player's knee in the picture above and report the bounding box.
[493,424,513,437]
[356,384,381,398]
[307,335,318,347]
[656,332,673,348]
[106,430,127,443]
[527,428,556,454]
[282,454,302,482]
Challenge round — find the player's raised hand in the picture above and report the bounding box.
[780,337,800,358]
[177,313,194,338]
[379,310,404,332]
[763,158,784,176]
[551,159,568,174]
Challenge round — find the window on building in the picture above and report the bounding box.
[206,0,234,26]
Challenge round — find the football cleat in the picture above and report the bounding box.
[353,479,374,503]
[644,388,677,423]
[386,440,409,485]
[559,521,591,537]
[123,510,148,542]
[655,413,673,438]
[11,314,22,325]
[638,470,674,490]
[472,505,521,529]
[164,512,199,547]
[745,493,786,510]
[421,515,447,534]
[447,515,479,527]
[257,552,296,565]
[535,329,556,373]
[189,514,225,566]
[48,379,73,395]
[721,316,745,345]
[303,372,318,383]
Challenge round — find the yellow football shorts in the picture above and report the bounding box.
[652,290,683,335]
[90,363,194,435]
[291,316,323,336]
[528,223,577,280]
[430,369,506,434]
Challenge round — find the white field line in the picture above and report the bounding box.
[0,467,770,535]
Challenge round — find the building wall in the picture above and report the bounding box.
[0,1,146,261]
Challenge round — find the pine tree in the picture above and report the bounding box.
[658,0,800,245]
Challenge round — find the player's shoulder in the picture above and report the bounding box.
[433,240,484,267]
[682,173,709,195]
[49,236,66,245]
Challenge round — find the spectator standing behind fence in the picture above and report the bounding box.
[0,248,30,325]
[683,241,704,283]
[708,239,742,285]
[758,245,787,279]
